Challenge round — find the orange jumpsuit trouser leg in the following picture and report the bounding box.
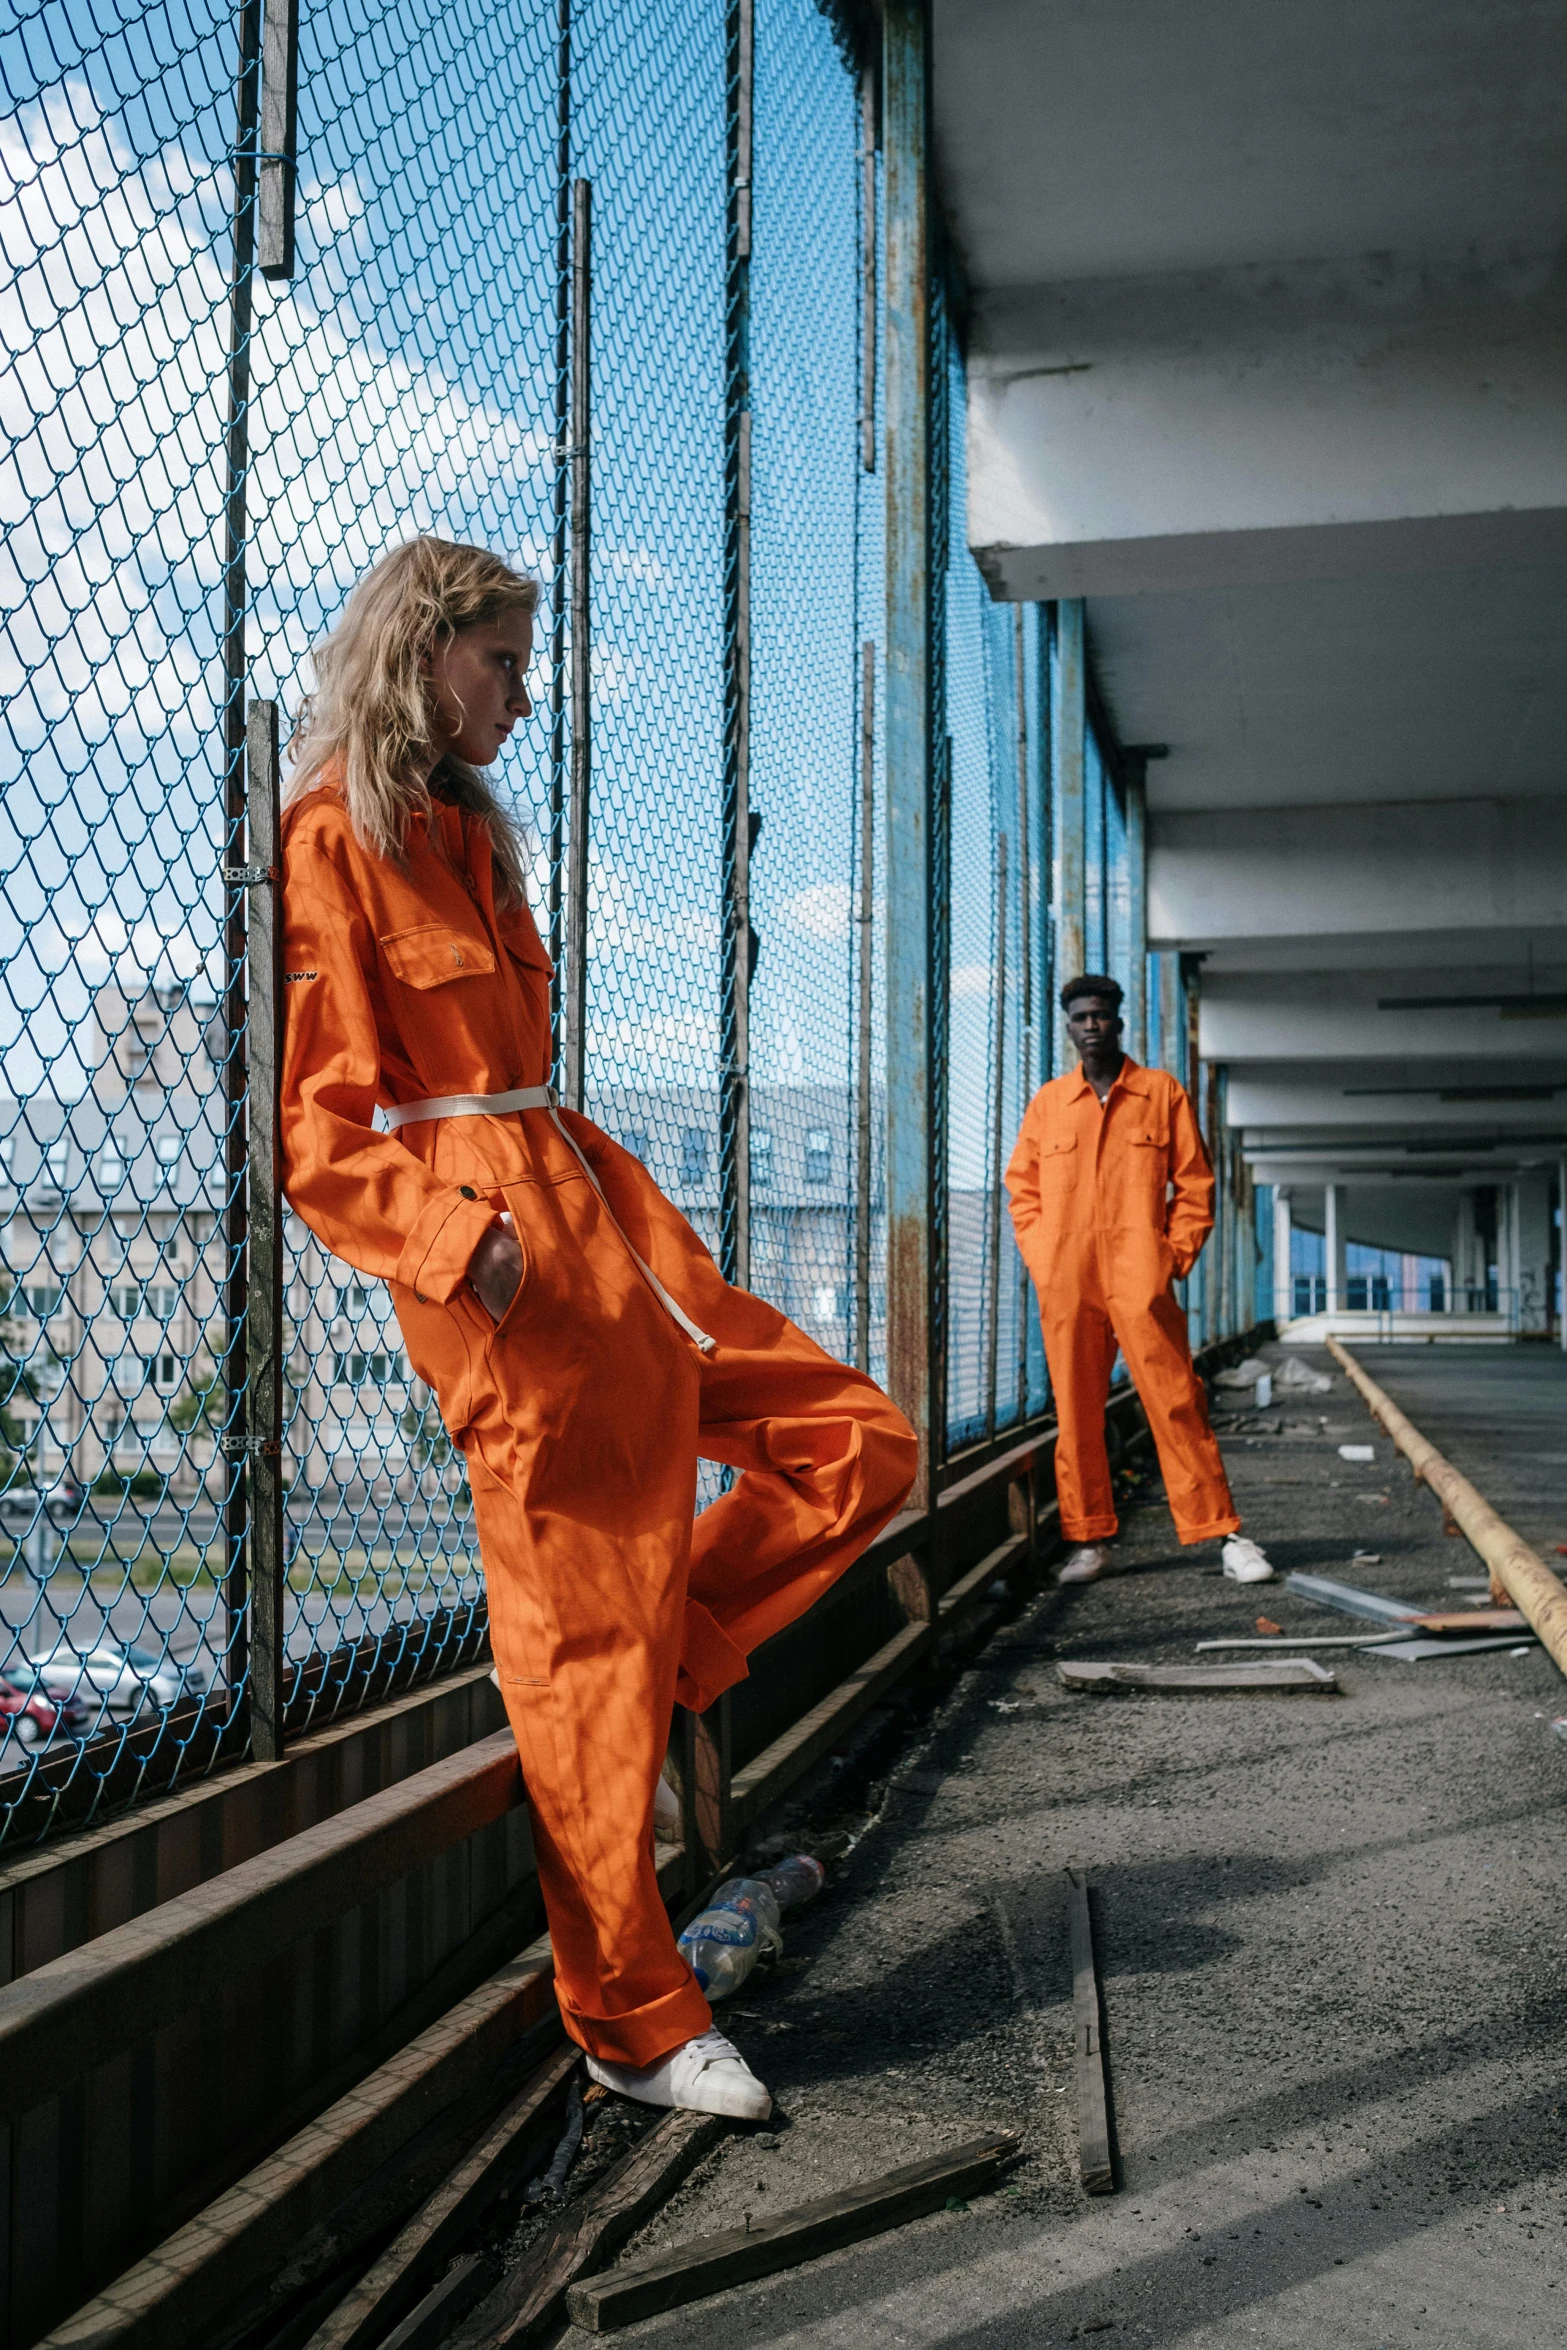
[1040,1236,1239,1547]
[453,1142,915,2071]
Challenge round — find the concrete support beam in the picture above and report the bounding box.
[1273,1185,1293,1321]
[1151,802,1567,952]
[967,257,1567,601]
[1324,1183,1347,1313]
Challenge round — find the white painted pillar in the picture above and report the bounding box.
[1272,1185,1293,1322]
[1324,1183,1348,1314]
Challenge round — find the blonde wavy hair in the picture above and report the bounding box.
[286,537,539,904]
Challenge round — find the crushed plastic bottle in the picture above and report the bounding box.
[677,1854,827,2000]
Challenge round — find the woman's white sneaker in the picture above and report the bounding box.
[1221,1536,1274,1584]
[585,2028,772,2121]
[1058,1543,1115,1584]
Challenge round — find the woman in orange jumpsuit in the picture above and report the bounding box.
[279,539,916,2119]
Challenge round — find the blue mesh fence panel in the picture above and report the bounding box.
[1,0,1045,1841]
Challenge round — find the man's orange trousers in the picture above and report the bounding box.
[395,1114,917,2070]
[1037,1230,1238,1547]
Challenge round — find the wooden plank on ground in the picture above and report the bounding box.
[1066,1869,1113,2195]
[449,2106,725,2350]
[304,2042,580,2350]
[565,2130,1020,2332]
[1058,1659,1338,1695]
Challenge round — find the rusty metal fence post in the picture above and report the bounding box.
[883,0,939,1640]
[564,175,593,1113]
[240,705,285,1760]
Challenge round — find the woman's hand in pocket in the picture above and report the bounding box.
[468,1222,523,1323]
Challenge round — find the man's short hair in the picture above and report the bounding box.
[1060,973,1124,1014]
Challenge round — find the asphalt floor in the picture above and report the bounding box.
[599,1338,1567,2348]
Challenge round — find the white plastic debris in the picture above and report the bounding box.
[1214,1356,1270,1390]
[1277,1357,1333,1395]
[1338,1443,1375,1461]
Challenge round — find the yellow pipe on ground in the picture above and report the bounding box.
[1325,1337,1567,1679]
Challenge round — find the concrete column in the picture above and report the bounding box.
[1454,1193,1477,1307]
[1559,1159,1567,1350]
[1324,1184,1347,1314]
[1273,1185,1293,1322]
[1514,1177,1550,1333]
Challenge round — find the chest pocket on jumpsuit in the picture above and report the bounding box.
[1123,1125,1171,1224]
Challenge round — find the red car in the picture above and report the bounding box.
[0,1676,68,1748]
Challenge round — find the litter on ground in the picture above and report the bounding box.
[1059,1659,1338,1695]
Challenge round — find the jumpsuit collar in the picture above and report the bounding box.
[1066,1055,1148,1107]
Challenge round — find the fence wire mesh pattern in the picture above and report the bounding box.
[0,0,1247,1843]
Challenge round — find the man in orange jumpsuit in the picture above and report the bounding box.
[1005,974,1273,1585]
[280,782,917,2113]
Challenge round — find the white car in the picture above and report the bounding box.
[25,1640,205,1717]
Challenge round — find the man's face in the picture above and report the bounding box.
[1066,994,1123,1061]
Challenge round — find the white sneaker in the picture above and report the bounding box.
[1059,1544,1115,1584]
[1222,1537,1275,1584]
[585,2028,772,2121]
[653,1773,681,1841]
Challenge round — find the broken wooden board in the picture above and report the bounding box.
[1058,1659,1337,1695]
[305,2041,580,2350]
[1066,1869,1113,2194]
[1410,1608,1529,1634]
[564,2131,1020,2332]
[448,2106,725,2349]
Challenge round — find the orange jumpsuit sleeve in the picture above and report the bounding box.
[280,837,499,1302]
[1004,1096,1044,1272]
[1165,1082,1215,1278]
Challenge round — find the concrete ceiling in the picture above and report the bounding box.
[934,0,1567,287]
[937,0,1567,1232]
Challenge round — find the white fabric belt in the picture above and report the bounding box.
[383,1087,553,1128]
[383,1085,715,1354]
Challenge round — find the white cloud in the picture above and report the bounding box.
[783,881,852,940]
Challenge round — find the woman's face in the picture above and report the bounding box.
[425,611,534,766]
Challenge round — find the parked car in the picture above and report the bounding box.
[24,1639,207,1718]
[0,1675,69,1748]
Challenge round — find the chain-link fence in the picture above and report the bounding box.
[2,0,1260,1844]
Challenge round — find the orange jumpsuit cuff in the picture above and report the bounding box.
[397,1191,502,1304]
[557,1971,714,2070]
[673,1597,749,1715]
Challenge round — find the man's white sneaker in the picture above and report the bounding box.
[1221,1536,1274,1584]
[652,1773,681,1841]
[1058,1544,1115,1584]
[585,2028,772,2121]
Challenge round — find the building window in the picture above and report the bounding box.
[333,1350,408,1387]
[44,1141,69,1188]
[804,1127,832,1185]
[150,1352,179,1394]
[622,1130,651,1165]
[25,1283,62,1319]
[146,1284,178,1321]
[155,1135,179,1165]
[98,1145,123,1188]
[751,1132,773,1186]
[111,1283,140,1320]
[678,1128,708,1187]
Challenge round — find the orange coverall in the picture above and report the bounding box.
[1005,1059,1239,1547]
[279,786,916,2065]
